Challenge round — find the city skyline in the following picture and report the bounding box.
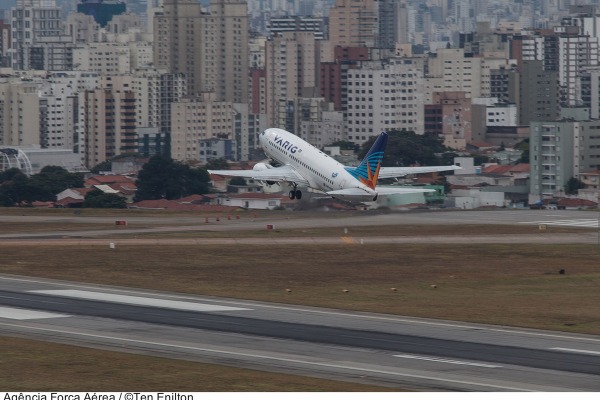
[1,0,600,204]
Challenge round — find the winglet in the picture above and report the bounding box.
[347,132,387,190]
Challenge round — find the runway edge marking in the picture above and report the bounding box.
[0,321,533,392]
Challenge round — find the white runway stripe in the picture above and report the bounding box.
[31,290,251,312]
[0,306,70,320]
[520,219,599,228]
[551,347,600,356]
[394,354,501,368]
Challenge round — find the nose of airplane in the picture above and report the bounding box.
[259,129,272,148]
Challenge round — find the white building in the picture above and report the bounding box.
[425,48,482,103]
[40,72,99,156]
[10,0,62,70]
[170,93,235,163]
[73,40,153,75]
[346,57,425,145]
[0,77,41,147]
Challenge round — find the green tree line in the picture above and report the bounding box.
[0,166,84,207]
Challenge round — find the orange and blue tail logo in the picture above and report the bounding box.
[345,132,387,190]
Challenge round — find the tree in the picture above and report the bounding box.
[229,177,247,186]
[328,140,359,152]
[134,155,210,201]
[29,166,84,199]
[0,169,51,206]
[84,190,127,208]
[565,177,585,195]
[515,138,529,164]
[357,130,449,167]
[90,160,112,174]
[205,158,229,170]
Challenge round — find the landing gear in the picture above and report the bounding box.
[289,189,302,200]
[288,184,302,200]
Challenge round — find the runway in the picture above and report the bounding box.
[1,274,600,391]
[0,209,598,247]
[1,208,599,391]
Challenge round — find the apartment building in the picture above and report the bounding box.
[267,16,325,40]
[81,76,136,168]
[65,13,100,44]
[264,31,320,129]
[154,0,248,104]
[0,19,10,68]
[74,41,152,74]
[378,0,409,49]
[530,120,600,200]
[327,0,378,52]
[0,78,41,146]
[424,48,482,104]
[40,72,99,154]
[170,93,235,162]
[131,67,186,132]
[346,57,425,144]
[320,46,369,112]
[10,0,63,70]
[519,60,559,125]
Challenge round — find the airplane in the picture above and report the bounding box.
[208,128,460,203]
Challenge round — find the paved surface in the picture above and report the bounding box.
[1,208,599,391]
[1,275,600,391]
[0,209,598,244]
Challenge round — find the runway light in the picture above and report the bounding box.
[342,289,349,293]
[285,288,292,293]
[391,288,397,292]
[430,284,437,289]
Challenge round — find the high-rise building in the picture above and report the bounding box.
[10,0,63,70]
[0,19,10,68]
[264,31,320,129]
[170,93,235,162]
[0,78,41,146]
[346,57,425,145]
[267,16,325,40]
[424,48,482,103]
[518,60,559,125]
[154,0,248,104]
[530,120,600,200]
[320,46,369,112]
[82,76,136,168]
[131,67,187,156]
[378,0,409,49]
[328,0,378,50]
[40,72,99,154]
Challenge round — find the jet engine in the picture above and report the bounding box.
[252,162,272,171]
[253,162,277,186]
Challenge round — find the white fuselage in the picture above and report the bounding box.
[259,128,375,198]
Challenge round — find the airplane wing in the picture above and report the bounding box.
[208,165,310,186]
[378,165,461,179]
[373,186,436,194]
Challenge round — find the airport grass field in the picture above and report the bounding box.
[1,208,599,390]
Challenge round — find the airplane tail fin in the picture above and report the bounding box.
[346,132,387,190]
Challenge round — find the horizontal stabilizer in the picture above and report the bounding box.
[374,186,436,195]
[378,165,461,179]
[326,188,379,202]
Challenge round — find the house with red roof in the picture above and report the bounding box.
[55,187,96,207]
[84,174,137,202]
[447,157,530,209]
